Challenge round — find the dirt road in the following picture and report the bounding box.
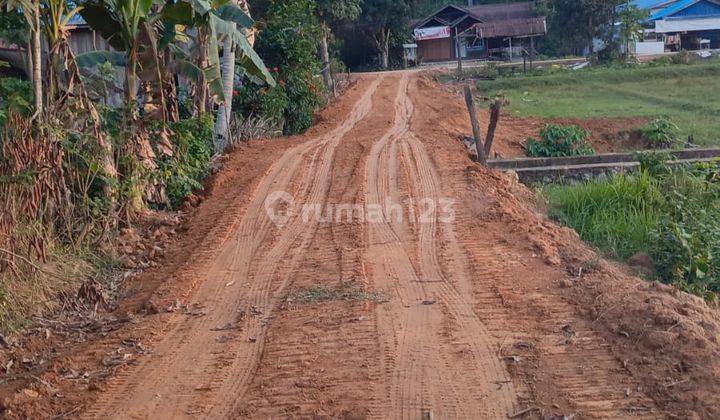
[6,73,720,419]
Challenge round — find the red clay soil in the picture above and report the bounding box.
[1,73,719,419]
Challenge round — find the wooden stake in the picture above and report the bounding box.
[463,85,487,165]
[484,97,503,158]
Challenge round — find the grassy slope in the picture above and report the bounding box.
[479,62,720,146]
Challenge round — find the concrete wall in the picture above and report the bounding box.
[633,41,666,55]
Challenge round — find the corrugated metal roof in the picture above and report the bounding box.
[465,2,536,21]
[412,1,538,29]
[68,14,87,26]
[649,0,699,19]
[628,0,675,9]
[474,17,546,38]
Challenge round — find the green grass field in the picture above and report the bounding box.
[478,62,720,146]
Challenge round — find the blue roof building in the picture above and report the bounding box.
[631,0,720,49]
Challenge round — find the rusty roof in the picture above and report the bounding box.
[465,2,537,21]
[474,16,547,38]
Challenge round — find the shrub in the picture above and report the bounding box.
[526,124,595,157]
[249,0,325,135]
[478,62,499,80]
[234,78,289,131]
[650,167,720,299]
[635,150,673,176]
[156,115,214,209]
[640,117,680,148]
[672,49,694,65]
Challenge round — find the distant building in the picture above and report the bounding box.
[628,0,720,55]
[0,14,114,79]
[410,2,546,63]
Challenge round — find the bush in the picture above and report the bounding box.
[156,115,215,209]
[635,150,673,176]
[639,117,680,148]
[234,76,289,131]
[672,49,694,65]
[650,166,720,299]
[249,0,325,135]
[527,124,595,157]
[478,62,499,80]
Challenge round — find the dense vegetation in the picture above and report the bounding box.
[0,0,337,330]
[480,60,720,146]
[545,159,720,301]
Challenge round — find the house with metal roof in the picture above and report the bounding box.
[630,0,720,53]
[410,2,546,63]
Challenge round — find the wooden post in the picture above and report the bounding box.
[484,97,503,158]
[463,85,487,165]
[530,36,535,68]
[455,27,463,76]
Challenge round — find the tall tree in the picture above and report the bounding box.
[316,0,360,93]
[540,0,622,56]
[618,4,648,58]
[359,0,412,68]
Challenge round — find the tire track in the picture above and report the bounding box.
[84,76,384,419]
[364,74,519,418]
[232,76,402,418]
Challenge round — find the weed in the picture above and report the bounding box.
[545,163,720,300]
[285,283,387,305]
[639,117,681,149]
[545,172,662,259]
[527,124,595,157]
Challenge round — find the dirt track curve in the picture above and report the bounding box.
[29,72,717,419]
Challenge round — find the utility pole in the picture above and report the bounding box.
[455,27,463,76]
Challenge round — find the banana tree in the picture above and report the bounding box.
[212,0,276,150]
[162,0,273,121]
[42,0,82,101]
[42,0,119,200]
[79,0,154,105]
